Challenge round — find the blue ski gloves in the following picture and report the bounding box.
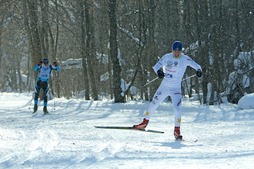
[157,69,165,79]
[196,69,202,78]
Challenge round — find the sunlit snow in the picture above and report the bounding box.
[0,93,253,169]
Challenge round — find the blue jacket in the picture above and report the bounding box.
[34,64,60,82]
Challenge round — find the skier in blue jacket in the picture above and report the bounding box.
[33,58,60,114]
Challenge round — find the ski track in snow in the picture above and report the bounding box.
[0,93,254,169]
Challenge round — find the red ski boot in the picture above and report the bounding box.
[174,127,183,140]
[133,118,149,129]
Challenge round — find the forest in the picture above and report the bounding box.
[0,0,253,104]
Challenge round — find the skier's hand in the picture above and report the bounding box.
[38,61,42,66]
[196,69,202,77]
[157,70,164,79]
[53,61,57,66]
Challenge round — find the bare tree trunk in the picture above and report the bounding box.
[77,0,90,100]
[26,0,42,62]
[48,0,60,97]
[0,18,2,67]
[108,0,124,103]
[54,0,60,98]
[85,0,98,100]
[138,0,145,100]
[24,0,42,80]
[146,0,156,101]
[40,0,49,59]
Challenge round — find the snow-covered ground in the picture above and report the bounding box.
[0,93,254,169]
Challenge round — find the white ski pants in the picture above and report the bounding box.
[145,85,182,127]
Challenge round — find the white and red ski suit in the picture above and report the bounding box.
[144,52,202,127]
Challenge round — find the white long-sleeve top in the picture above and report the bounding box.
[153,53,202,88]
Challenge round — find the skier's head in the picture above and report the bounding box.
[172,41,182,51]
[42,58,49,65]
[172,41,182,58]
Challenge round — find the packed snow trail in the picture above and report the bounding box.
[0,93,254,169]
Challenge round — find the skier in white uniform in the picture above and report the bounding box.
[134,41,202,140]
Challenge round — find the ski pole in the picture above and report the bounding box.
[144,73,196,87]
[53,72,56,111]
[182,74,196,81]
[143,77,158,87]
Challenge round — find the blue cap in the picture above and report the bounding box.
[43,58,49,64]
[172,41,182,51]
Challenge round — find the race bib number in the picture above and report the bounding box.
[39,67,50,79]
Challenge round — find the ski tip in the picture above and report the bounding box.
[146,129,164,134]
[175,138,198,142]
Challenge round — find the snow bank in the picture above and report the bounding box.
[238,93,254,110]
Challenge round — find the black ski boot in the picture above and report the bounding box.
[43,106,48,114]
[33,104,38,113]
